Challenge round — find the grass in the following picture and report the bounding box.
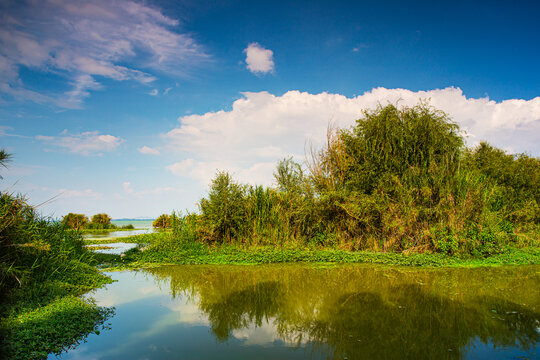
[92,232,540,271]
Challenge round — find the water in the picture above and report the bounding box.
[110,220,154,229]
[85,242,139,255]
[83,220,156,240]
[51,264,539,360]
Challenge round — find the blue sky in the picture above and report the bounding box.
[1,0,539,219]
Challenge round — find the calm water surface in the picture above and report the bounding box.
[83,220,156,240]
[52,264,539,360]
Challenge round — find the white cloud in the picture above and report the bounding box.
[244,43,274,74]
[121,181,182,197]
[58,188,102,198]
[166,159,276,186]
[148,89,159,96]
[165,87,540,187]
[37,131,124,155]
[0,0,209,107]
[138,146,160,155]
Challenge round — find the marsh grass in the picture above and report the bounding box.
[0,191,113,359]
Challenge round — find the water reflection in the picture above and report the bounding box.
[146,265,539,360]
[55,265,539,359]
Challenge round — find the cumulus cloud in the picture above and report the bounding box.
[165,87,540,187]
[138,146,160,155]
[244,43,274,74]
[37,131,124,155]
[0,0,208,108]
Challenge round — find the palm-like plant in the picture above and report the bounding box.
[0,149,12,179]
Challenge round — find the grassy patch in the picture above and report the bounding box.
[95,232,540,270]
[2,296,113,360]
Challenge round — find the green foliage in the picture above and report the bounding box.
[153,214,171,229]
[85,214,117,230]
[3,296,113,360]
[62,213,89,231]
[0,148,13,179]
[338,102,463,194]
[274,157,305,194]
[0,190,113,359]
[146,102,538,257]
[466,142,539,226]
[199,172,247,242]
[106,237,539,269]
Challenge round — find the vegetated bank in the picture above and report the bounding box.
[62,212,136,232]
[98,102,539,268]
[0,190,113,359]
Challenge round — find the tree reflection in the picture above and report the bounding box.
[145,265,539,359]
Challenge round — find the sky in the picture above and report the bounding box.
[1,0,539,219]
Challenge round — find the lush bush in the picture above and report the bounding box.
[199,172,247,242]
[153,214,172,229]
[154,103,539,256]
[61,213,89,230]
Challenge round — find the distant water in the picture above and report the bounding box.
[111,219,154,229]
[83,220,155,240]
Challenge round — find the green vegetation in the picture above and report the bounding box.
[153,213,172,229]
[61,213,89,231]
[116,103,538,266]
[91,231,538,270]
[1,174,113,359]
[1,102,539,358]
[63,212,136,231]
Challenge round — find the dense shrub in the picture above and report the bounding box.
[61,213,89,230]
[199,172,247,242]
[160,103,539,255]
[153,214,172,229]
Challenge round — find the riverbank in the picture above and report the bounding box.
[0,260,113,359]
[0,192,115,360]
[88,232,540,270]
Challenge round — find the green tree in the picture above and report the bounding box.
[274,157,305,194]
[153,214,171,229]
[91,213,112,225]
[62,213,89,231]
[199,171,246,242]
[337,102,463,193]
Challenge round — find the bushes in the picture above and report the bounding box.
[62,213,89,231]
[153,214,172,229]
[158,102,537,256]
[199,172,247,242]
